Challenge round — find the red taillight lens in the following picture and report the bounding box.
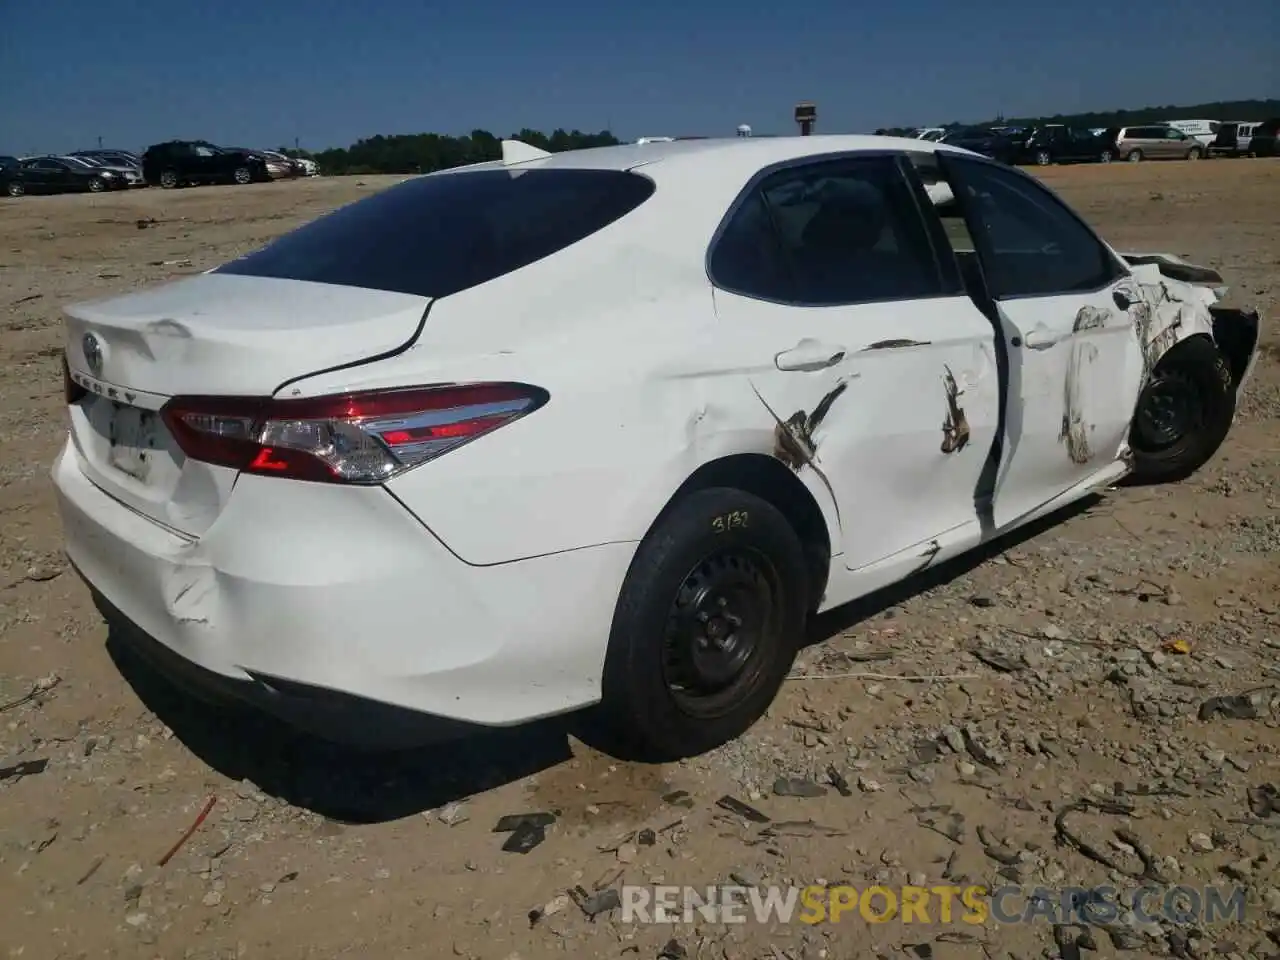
[160,383,547,484]
[63,353,87,404]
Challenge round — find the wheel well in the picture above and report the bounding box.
[1209,307,1260,387]
[655,454,832,611]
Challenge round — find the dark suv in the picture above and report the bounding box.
[142,140,270,189]
[1018,125,1117,165]
[1247,118,1280,158]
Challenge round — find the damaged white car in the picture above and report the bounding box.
[53,136,1261,760]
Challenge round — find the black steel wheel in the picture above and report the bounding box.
[599,487,808,760]
[661,548,782,719]
[1129,336,1235,483]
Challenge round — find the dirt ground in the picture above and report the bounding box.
[1,160,1279,960]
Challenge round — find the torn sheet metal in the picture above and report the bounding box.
[940,366,970,454]
[1115,270,1215,385]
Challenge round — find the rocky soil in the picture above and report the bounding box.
[1,159,1278,959]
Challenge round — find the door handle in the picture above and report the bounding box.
[775,339,847,372]
[1021,328,1065,350]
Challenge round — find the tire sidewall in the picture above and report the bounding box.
[160,170,178,189]
[1129,337,1235,483]
[7,181,23,197]
[601,487,808,759]
[1128,150,1143,162]
[89,177,105,192]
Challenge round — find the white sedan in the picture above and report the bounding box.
[53,135,1261,759]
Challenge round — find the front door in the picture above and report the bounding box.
[709,153,1002,572]
[932,153,1146,529]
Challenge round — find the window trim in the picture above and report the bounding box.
[933,150,1130,302]
[705,149,965,308]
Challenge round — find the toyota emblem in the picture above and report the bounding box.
[82,332,103,376]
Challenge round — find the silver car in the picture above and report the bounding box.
[1114,125,1205,162]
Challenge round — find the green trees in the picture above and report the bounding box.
[281,128,620,176]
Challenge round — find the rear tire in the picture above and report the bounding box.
[159,170,179,189]
[598,488,808,761]
[1127,149,1143,163]
[1128,337,1235,484]
[88,177,106,193]
[1100,149,1114,163]
[1035,150,1052,166]
[1187,146,1203,160]
[233,166,253,185]
[6,181,23,197]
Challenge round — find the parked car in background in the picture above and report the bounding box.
[65,155,145,187]
[913,128,946,141]
[16,155,130,194]
[1245,118,1280,157]
[295,156,319,176]
[142,141,271,188]
[1114,125,1205,162]
[53,135,1261,758]
[70,149,142,168]
[1164,119,1220,148]
[938,127,1019,164]
[227,149,300,179]
[1210,122,1257,157]
[1018,125,1116,164]
[1,156,23,197]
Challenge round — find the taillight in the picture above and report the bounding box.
[160,383,548,484]
[63,353,87,404]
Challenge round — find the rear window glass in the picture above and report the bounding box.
[216,168,656,298]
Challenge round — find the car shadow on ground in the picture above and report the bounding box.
[105,493,1103,820]
[106,629,576,824]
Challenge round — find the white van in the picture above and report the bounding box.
[1165,119,1219,147]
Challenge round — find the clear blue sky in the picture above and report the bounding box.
[1,0,1275,155]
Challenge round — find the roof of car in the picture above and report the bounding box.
[445,134,963,181]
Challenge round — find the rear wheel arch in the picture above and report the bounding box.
[646,453,832,612]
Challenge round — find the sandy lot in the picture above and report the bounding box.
[2,161,1279,960]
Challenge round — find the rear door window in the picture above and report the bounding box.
[217,169,656,298]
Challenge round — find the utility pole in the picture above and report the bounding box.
[97,135,103,149]
[794,101,816,136]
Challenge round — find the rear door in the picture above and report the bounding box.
[710,153,1003,571]
[931,153,1145,528]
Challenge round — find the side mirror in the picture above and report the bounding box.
[1113,289,1136,310]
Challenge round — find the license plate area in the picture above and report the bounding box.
[104,401,162,483]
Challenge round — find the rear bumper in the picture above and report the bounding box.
[52,438,635,741]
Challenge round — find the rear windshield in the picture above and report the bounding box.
[216,168,656,298]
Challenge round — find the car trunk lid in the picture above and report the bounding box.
[62,273,430,535]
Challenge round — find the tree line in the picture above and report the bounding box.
[277,98,1279,174]
[281,128,620,176]
[874,98,1280,137]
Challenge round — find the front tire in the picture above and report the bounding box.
[159,170,179,189]
[1035,150,1052,166]
[1187,146,1203,160]
[1127,149,1143,163]
[88,177,106,193]
[233,166,253,185]
[6,181,24,197]
[1128,337,1235,484]
[599,488,808,760]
